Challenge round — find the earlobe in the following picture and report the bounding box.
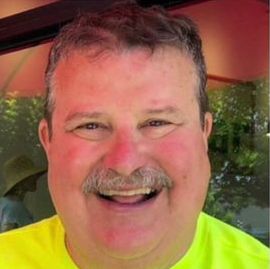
[39,119,50,154]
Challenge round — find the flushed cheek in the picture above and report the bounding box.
[152,133,201,173]
[48,136,104,189]
[47,138,104,223]
[152,132,210,206]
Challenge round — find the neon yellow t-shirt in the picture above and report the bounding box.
[0,212,268,268]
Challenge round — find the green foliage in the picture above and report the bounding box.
[204,79,269,224]
[0,97,45,170]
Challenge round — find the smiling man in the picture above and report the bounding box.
[0,2,268,269]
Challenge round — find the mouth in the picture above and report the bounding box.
[96,187,161,205]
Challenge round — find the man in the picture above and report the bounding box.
[0,155,45,232]
[0,2,268,269]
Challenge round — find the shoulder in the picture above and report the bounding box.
[0,215,64,267]
[199,212,269,267]
[0,215,61,245]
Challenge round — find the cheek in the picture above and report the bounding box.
[48,135,103,189]
[152,130,210,205]
[47,136,105,217]
[153,130,206,172]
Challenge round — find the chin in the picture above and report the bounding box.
[92,220,166,259]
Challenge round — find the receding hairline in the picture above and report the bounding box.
[51,37,195,67]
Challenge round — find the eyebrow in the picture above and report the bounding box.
[65,111,107,122]
[143,106,182,116]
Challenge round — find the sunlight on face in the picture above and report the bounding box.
[39,47,212,268]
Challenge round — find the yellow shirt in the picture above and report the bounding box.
[0,213,268,268]
[172,213,269,269]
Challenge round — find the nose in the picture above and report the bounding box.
[102,131,146,176]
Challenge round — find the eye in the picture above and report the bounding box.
[80,122,101,130]
[139,119,177,139]
[71,122,111,140]
[146,120,171,127]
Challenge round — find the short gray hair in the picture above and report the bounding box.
[44,2,209,133]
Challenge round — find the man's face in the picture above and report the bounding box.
[39,48,212,264]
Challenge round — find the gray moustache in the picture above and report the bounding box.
[82,167,173,195]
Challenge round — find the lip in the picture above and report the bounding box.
[94,188,163,213]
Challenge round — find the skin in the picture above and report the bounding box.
[39,47,212,269]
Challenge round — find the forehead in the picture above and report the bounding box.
[55,47,197,84]
[52,47,198,110]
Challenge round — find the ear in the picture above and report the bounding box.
[202,112,213,152]
[39,119,51,156]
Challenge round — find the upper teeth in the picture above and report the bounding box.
[99,188,153,197]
